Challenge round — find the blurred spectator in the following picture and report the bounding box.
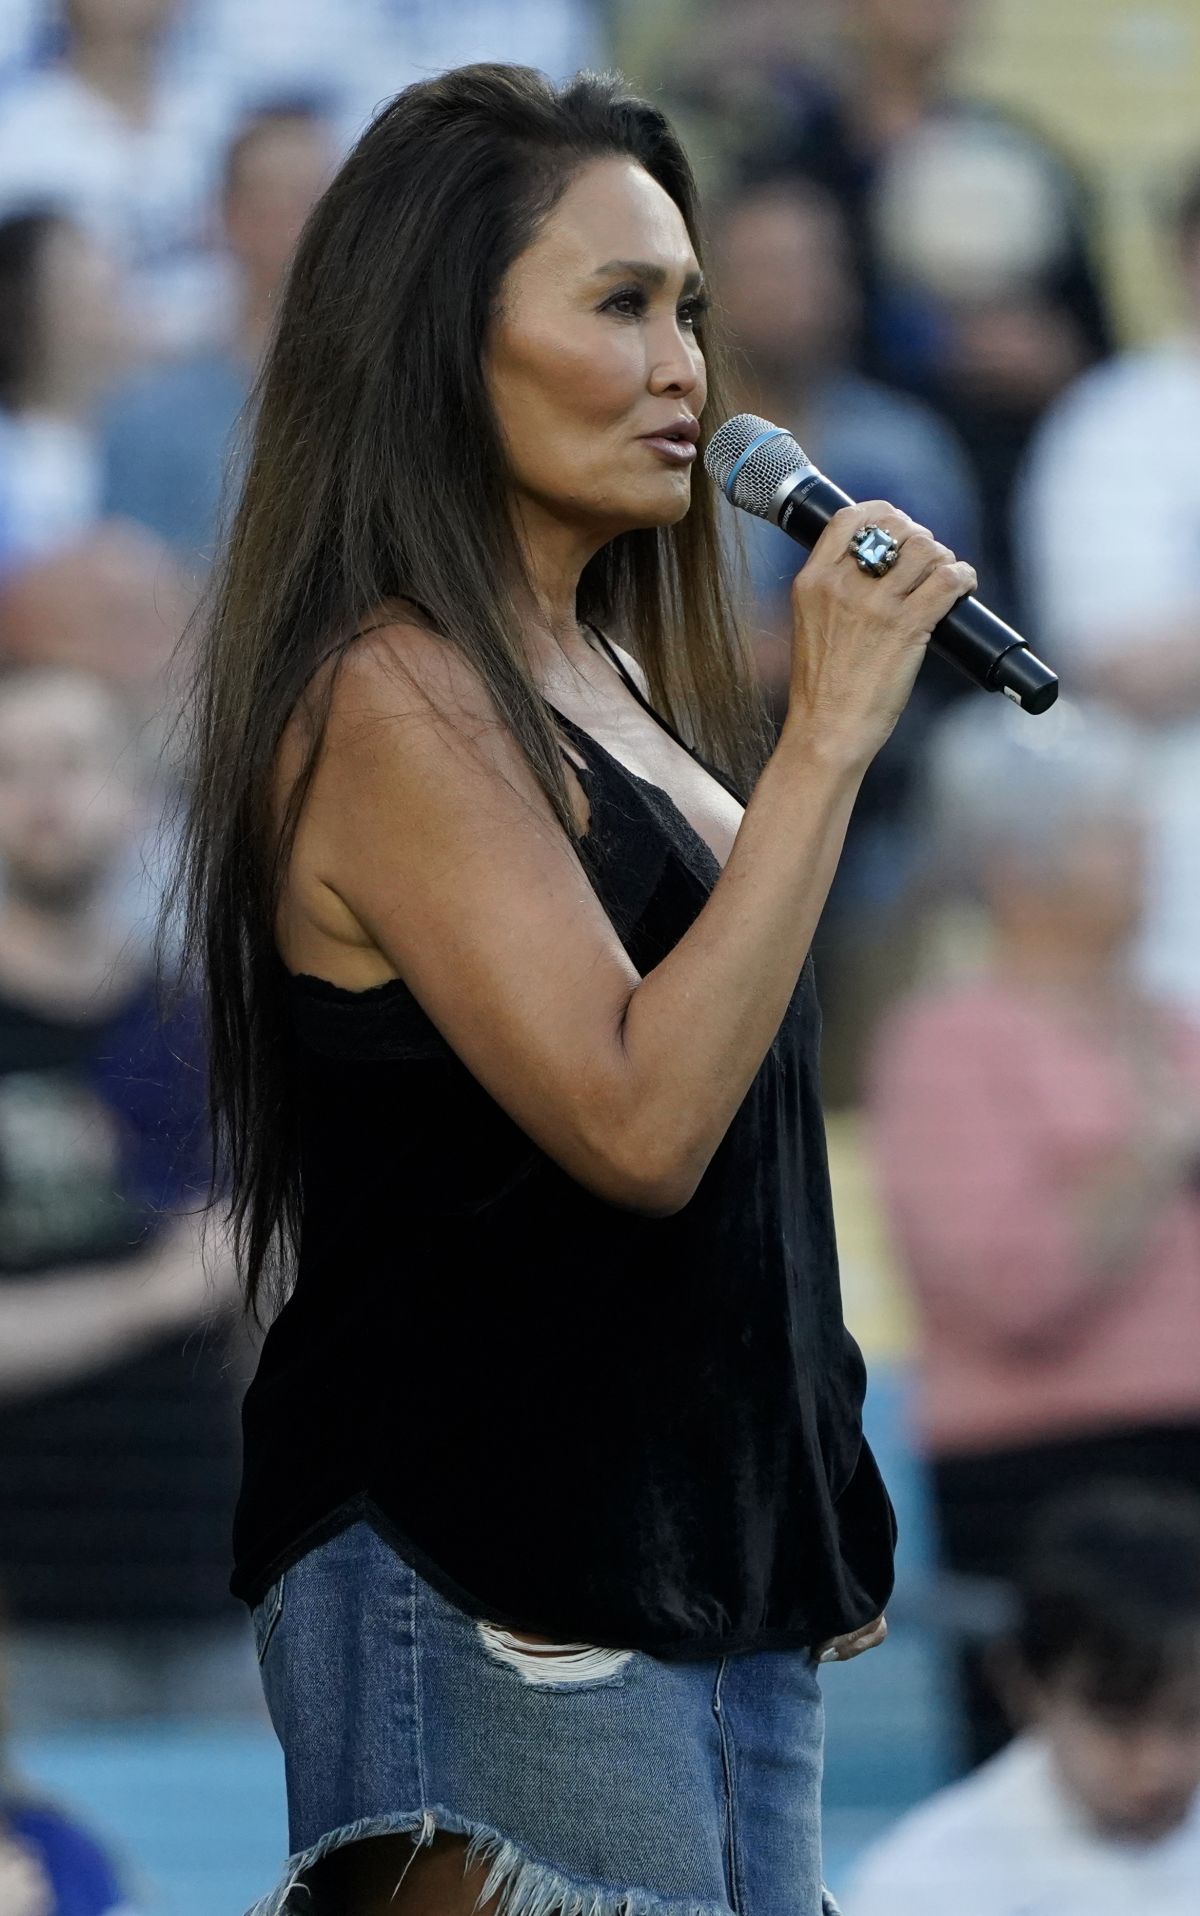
[1,1599,139,1913]
[866,696,1200,1768]
[375,0,602,86]
[845,1480,1200,1915]
[1016,159,1200,1018]
[0,1,236,359]
[729,0,1115,618]
[182,0,604,147]
[0,522,188,689]
[0,211,127,567]
[714,171,983,708]
[100,100,337,578]
[0,662,248,1728]
[0,521,197,942]
[0,4,40,83]
[713,170,982,1100]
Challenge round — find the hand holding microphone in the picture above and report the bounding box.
[704,415,1058,765]
[782,495,982,771]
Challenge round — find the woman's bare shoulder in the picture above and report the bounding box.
[273,615,513,806]
[326,607,484,720]
[272,610,499,843]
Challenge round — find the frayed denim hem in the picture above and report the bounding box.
[242,1805,742,1916]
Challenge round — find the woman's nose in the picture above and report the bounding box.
[648,326,703,397]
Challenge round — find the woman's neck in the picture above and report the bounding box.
[509,499,604,675]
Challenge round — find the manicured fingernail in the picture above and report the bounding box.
[819,1647,839,1663]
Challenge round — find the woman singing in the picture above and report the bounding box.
[174,62,976,1916]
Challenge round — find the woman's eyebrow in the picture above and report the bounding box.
[591,259,705,293]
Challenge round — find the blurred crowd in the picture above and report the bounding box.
[0,2,1198,1911]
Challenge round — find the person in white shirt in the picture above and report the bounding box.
[0,0,236,358]
[844,1479,1200,1916]
[1016,160,1200,1018]
[99,98,338,579]
[181,0,602,154]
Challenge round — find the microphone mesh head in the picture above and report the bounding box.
[703,413,813,518]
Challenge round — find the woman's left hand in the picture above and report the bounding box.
[817,1613,888,1663]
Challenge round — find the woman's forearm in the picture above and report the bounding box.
[615,723,865,1210]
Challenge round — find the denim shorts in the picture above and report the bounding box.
[245,1519,841,1916]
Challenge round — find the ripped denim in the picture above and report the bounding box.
[245,1519,839,1916]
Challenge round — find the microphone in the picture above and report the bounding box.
[704,413,1058,715]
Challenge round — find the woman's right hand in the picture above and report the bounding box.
[784,503,978,770]
[817,1612,889,1664]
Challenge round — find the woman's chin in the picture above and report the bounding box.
[612,475,695,531]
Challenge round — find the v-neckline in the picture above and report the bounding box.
[542,626,744,878]
[546,701,730,884]
[580,625,744,802]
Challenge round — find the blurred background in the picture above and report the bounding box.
[0,3,1198,1911]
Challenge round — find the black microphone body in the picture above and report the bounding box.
[705,416,1059,715]
[776,467,1058,714]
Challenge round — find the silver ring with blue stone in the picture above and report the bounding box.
[849,523,902,577]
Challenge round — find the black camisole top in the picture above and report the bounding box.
[229,630,897,1657]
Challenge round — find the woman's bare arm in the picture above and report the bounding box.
[299,623,863,1216]
[300,509,969,1214]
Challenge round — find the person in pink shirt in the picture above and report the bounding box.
[866,695,1200,1770]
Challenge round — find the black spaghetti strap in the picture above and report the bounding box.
[341,614,740,803]
[585,624,693,753]
[585,623,745,805]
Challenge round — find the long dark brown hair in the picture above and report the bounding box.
[163,62,771,1327]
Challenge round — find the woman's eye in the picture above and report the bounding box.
[602,288,710,327]
[605,289,646,317]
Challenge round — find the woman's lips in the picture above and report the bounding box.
[639,435,698,463]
